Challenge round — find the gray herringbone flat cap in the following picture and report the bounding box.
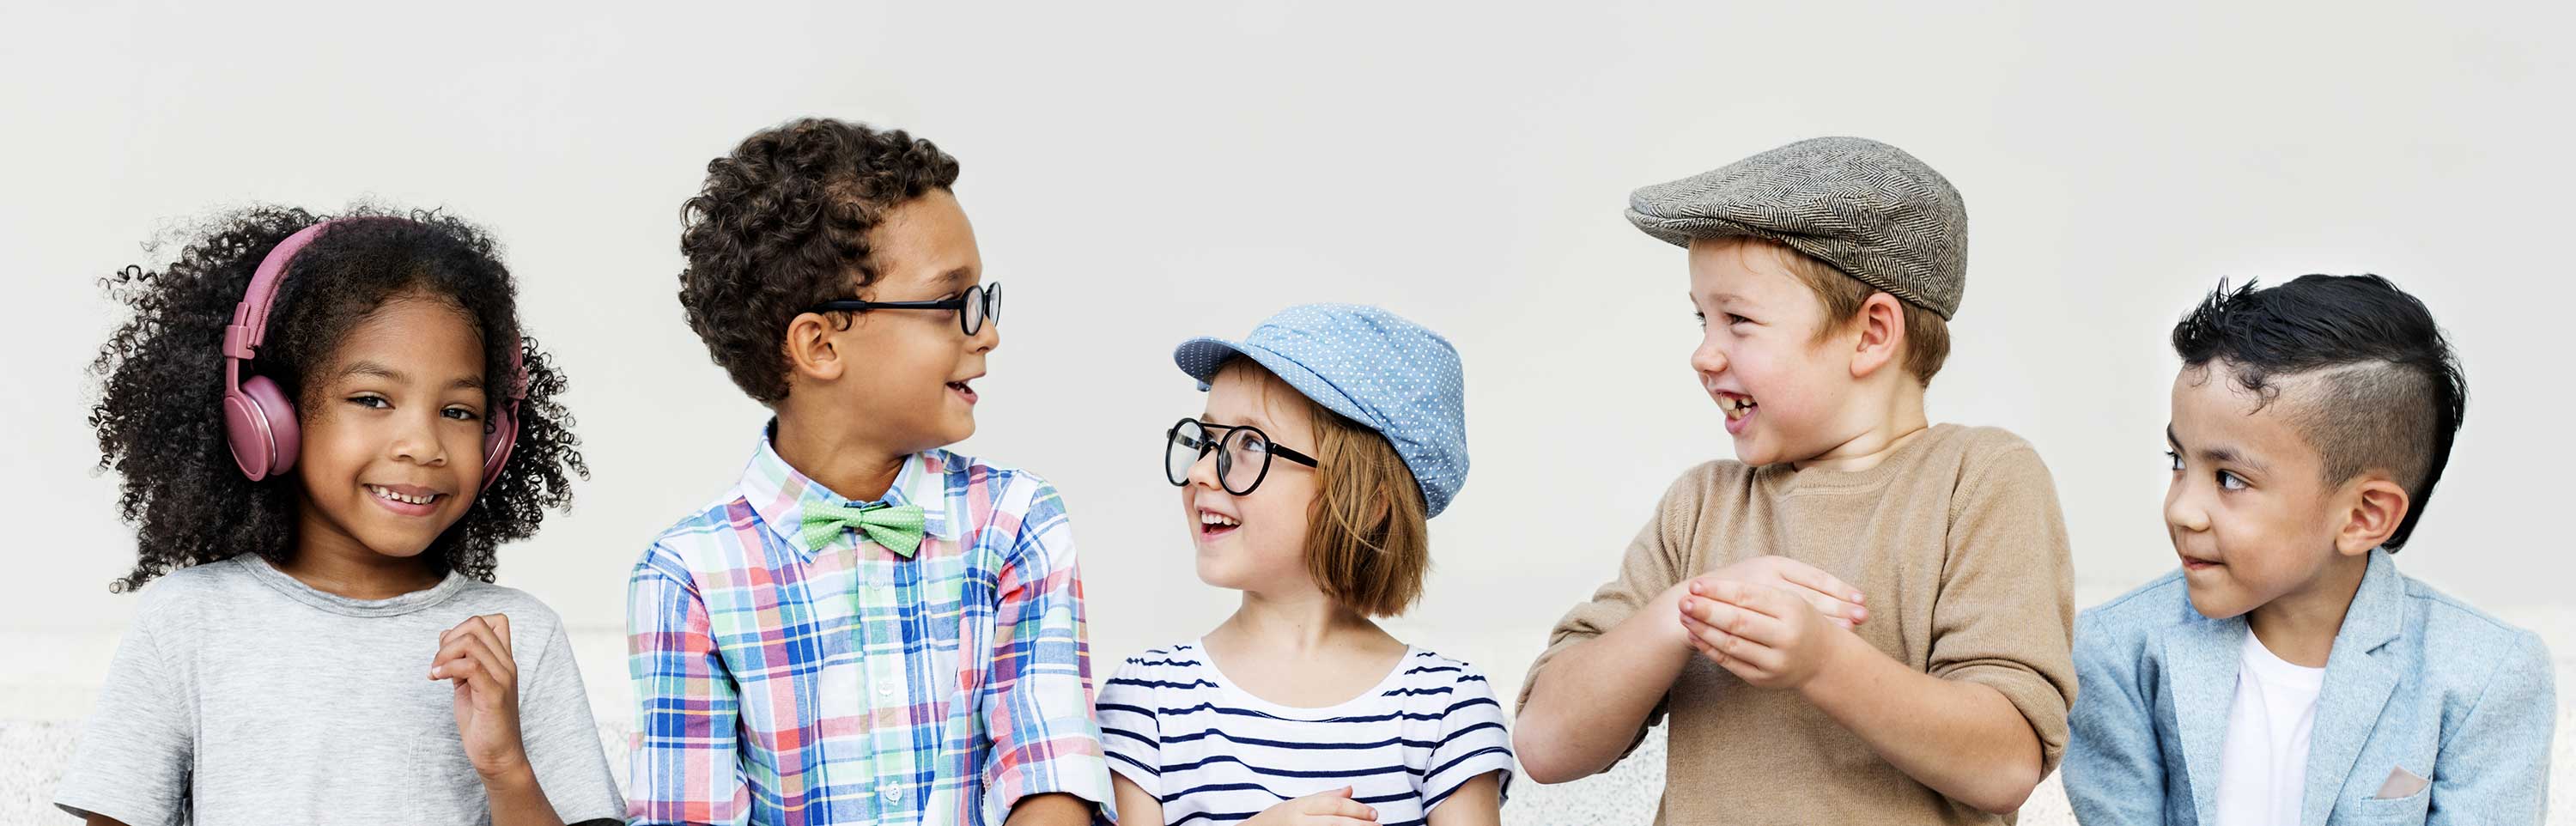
[1626,136,1968,319]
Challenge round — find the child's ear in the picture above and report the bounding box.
[2334,475,2410,556]
[783,311,848,383]
[1848,292,1907,380]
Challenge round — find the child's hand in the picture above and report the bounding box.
[1678,580,1850,690]
[429,613,531,784]
[1246,787,1377,825]
[1681,556,1868,628]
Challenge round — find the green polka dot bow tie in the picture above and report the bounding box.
[799,501,927,558]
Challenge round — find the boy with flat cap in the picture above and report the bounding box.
[1514,137,2079,823]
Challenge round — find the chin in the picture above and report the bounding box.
[2183,583,2255,620]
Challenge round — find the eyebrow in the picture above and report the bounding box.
[2166,425,2268,473]
[337,361,485,392]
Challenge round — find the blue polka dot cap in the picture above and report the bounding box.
[1173,303,1468,518]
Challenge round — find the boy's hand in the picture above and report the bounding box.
[1247,787,1377,825]
[1678,580,1850,690]
[1680,556,1868,628]
[430,613,532,784]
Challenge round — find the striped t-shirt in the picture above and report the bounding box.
[1097,641,1514,826]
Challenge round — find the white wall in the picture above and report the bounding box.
[3,2,2569,710]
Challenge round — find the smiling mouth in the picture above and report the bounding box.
[366,484,441,507]
[1197,509,1241,538]
[1716,392,1758,421]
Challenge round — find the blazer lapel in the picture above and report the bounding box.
[2164,609,2247,826]
[2301,550,2406,826]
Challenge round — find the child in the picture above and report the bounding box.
[1512,137,2078,823]
[56,209,623,825]
[2064,275,2555,825]
[629,118,1109,826]
[1098,304,1513,826]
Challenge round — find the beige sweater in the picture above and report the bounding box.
[1520,424,2077,825]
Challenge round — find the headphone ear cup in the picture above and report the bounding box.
[477,402,519,494]
[223,375,300,480]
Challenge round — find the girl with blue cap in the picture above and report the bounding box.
[1097,304,1512,826]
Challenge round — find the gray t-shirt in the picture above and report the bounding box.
[54,555,623,826]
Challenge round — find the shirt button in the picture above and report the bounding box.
[883,786,902,800]
[878,681,896,696]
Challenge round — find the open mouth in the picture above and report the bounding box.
[946,379,979,404]
[366,483,444,515]
[1716,392,1758,432]
[1197,508,1241,539]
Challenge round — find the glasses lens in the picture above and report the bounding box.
[985,282,1001,327]
[1165,420,1207,486]
[960,285,987,335]
[1222,427,1272,494]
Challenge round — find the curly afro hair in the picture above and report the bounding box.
[88,205,587,592]
[678,118,962,404]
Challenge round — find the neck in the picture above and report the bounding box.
[1217,583,1382,654]
[1794,380,1930,472]
[283,508,444,600]
[2246,551,2371,668]
[773,412,908,502]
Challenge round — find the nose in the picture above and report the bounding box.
[388,408,450,469]
[1691,333,1728,379]
[970,314,999,353]
[2164,479,2208,534]
[1185,440,1223,489]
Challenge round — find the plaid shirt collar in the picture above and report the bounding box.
[738,421,964,552]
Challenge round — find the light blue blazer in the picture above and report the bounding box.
[2063,549,2555,825]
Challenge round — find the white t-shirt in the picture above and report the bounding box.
[2212,630,2329,826]
[1097,641,1514,826]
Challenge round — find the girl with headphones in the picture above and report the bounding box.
[56,208,623,826]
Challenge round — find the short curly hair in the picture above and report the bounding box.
[88,205,588,592]
[678,118,963,404]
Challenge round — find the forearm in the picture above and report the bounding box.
[1801,630,2043,813]
[1515,586,1694,783]
[1004,792,1092,826]
[483,764,568,826]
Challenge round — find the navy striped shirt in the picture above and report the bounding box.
[1097,641,1514,826]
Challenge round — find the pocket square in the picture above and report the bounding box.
[2374,765,2430,799]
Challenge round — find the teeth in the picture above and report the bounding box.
[1198,511,1240,527]
[1719,395,1757,420]
[368,485,438,506]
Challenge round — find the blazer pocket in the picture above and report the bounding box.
[2336,786,2432,824]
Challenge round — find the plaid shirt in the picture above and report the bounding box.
[627,429,1111,825]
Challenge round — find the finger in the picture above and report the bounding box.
[1692,635,1765,682]
[433,634,513,693]
[429,634,484,677]
[482,613,512,656]
[1688,635,1730,667]
[453,617,517,681]
[1773,560,1864,607]
[456,616,511,665]
[1707,581,1801,623]
[1307,797,1376,819]
[434,651,487,683]
[1685,596,1791,647]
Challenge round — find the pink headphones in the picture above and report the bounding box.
[220,218,524,493]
